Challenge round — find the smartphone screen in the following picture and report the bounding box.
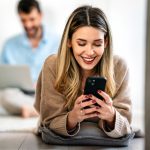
[84,76,107,100]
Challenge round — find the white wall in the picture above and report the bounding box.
[109,0,147,131]
[0,0,21,51]
[0,0,147,130]
[40,0,111,36]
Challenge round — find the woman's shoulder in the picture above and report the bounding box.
[45,54,57,65]
[113,55,129,85]
[113,55,129,72]
[45,54,57,62]
[43,54,57,72]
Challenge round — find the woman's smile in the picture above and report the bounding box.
[81,56,96,65]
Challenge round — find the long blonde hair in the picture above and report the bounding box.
[55,5,116,109]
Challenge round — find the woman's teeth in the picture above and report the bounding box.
[82,57,95,62]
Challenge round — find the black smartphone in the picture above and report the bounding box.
[84,76,107,101]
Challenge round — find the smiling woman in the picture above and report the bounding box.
[34,5,134,146]
[69,26,105,72]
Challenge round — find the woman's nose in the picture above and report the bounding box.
[86,45,95,55]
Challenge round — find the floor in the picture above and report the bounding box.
[0,132,144,150]
[0,91,145,150]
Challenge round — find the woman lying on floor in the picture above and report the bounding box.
[34,5,133,145]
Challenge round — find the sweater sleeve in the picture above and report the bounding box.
[99,56,132,138]
[34,55,80,137]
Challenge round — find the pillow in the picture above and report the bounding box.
[39,122,135,147]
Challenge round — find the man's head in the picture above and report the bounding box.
[17,0,42,38]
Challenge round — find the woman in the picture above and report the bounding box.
[34,5,132,139]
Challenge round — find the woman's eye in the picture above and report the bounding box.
[94,44,101,47]
[78,43,86,46]
[94,43,102,47]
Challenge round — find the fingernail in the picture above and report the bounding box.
[96,106,99,109]
[92,100,96,103]
[88,94,92,98]
[85,95,89,98]
[96,112,99,115]
[97,90,101,93]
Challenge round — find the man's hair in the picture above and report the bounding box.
[17,0,41,14]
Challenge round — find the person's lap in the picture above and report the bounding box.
[0,88,37,117]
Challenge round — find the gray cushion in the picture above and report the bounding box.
[39,122,135,147]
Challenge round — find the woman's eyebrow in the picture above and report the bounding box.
[76,39,103,42]
[76,38,86,41]
[94,39,103,42]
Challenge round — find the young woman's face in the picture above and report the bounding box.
[70,26,107,72]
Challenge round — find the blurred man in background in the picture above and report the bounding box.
[0,0,59,117]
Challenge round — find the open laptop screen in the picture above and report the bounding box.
[0,65,34,93]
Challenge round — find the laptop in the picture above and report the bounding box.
[0,65,35,94]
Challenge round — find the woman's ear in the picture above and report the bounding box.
[67,39,72,48]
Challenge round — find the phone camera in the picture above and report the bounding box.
[91,82,95,86]
[88,79,92,83]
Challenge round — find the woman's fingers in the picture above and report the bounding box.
[75,94,91,105]
[88,93,112,107]
[83,107,97,114]
[75,95,85,104]
[73,93,113,122]
[80,99,96,109]
[83,112,98,120]
[97,90,112,105]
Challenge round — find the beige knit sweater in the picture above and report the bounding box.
[34,54,132,138]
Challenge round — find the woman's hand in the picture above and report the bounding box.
[67,94,98,130]
[90,90,116,129]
